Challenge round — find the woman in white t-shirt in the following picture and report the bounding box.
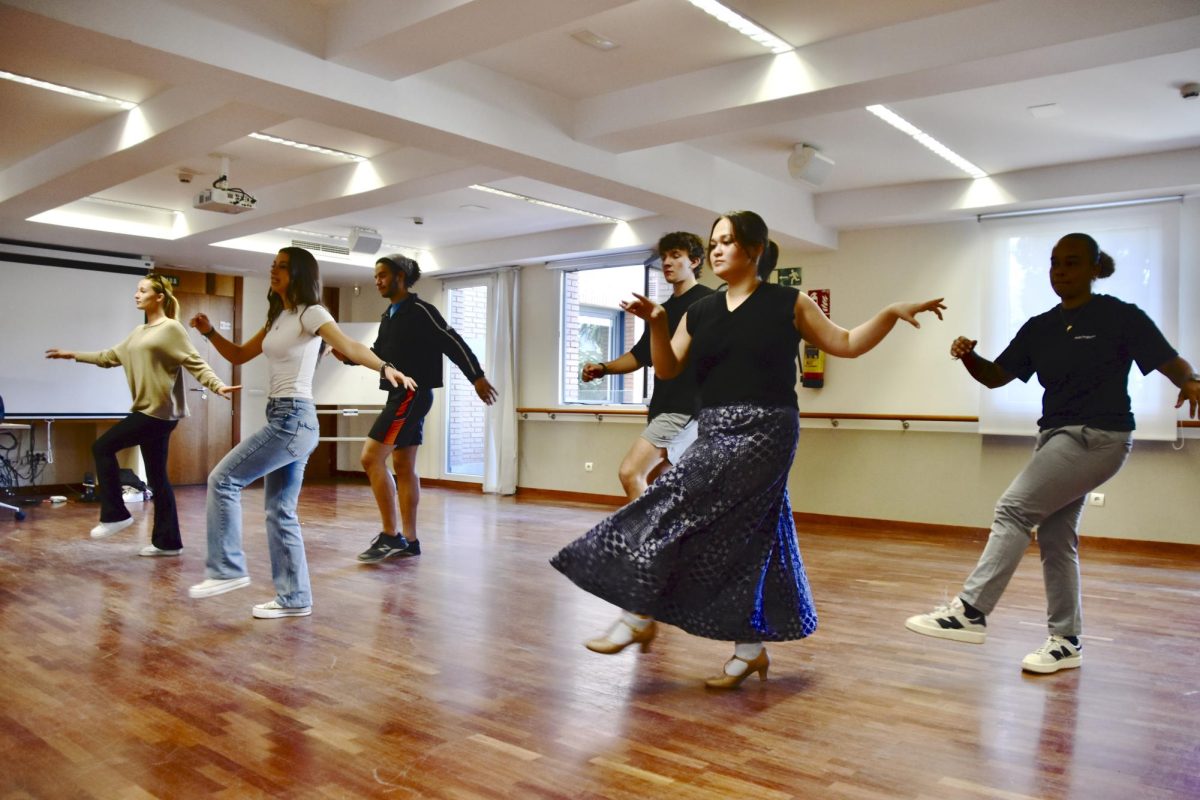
[185,247,415,619]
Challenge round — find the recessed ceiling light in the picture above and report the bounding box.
[571,30,619,51]
[865,104,987,180]
[250,132,367,162]
[0,69,136,109]
[468,185,623,223]
[684,1,792,55]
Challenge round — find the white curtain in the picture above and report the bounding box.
[979,203,1180,439]
[484,267,519,494]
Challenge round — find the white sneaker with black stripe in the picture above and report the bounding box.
[905,596,987,644]
[1021,635,1082,673]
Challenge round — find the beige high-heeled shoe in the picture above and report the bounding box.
[585,619,658,654]
[704,649,769,689]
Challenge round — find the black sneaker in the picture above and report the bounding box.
[357,533,421,563]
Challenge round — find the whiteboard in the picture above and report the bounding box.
[311,321,389,406]
[0,260,144,417]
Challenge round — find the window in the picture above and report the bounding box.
[979,203,1180,439]
[560,258,669,405]
[444,282,489,477]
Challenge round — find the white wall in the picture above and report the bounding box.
[238,276,272,440]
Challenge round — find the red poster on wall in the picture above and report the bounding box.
[802,289,830,388]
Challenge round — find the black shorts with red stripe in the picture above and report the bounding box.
[368,388,435,448]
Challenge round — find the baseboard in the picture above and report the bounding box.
[512,486,626,507]
[793,511,987,540]
[792,511,1200,558]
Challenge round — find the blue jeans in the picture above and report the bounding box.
[205,398,319,607]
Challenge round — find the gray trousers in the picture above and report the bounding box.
[960,425,1132,637]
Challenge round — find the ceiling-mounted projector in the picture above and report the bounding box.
[194,187,256,214]
[348,226,382,254]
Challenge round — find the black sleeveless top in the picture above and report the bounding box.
[685,282,801,410]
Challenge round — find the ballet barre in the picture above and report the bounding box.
[516,407,647,423]
[314,406,383,443]
[314,407,383,417]
[801,412,978,431]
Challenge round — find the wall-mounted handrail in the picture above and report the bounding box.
[515,408,1199,428]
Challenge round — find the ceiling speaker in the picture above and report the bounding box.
[788,144,834,187]
[348,226,382,254]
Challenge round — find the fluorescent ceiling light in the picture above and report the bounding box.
[976,195,1183,221]
[866,104,987,180]
[250,132,366,162]
[685,0,792,54]
[0,69,135,109]
[469,185,623,223]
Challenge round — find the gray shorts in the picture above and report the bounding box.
[641,413,699,464]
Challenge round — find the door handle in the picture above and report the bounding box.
[189,388,208,400]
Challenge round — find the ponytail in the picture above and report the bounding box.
[144,273,179,319]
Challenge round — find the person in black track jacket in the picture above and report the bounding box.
[339,253,496,564]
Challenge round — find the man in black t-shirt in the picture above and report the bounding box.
[581,232,713,501]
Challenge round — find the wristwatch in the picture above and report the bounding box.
[380,361,395,378]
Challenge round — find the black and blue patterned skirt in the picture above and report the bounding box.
[551,404,817,642]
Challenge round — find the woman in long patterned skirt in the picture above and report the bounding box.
[552,210,946,688]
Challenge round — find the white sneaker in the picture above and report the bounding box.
[905,596,987,644]
[252,599,312,619]
[1021,635,1082,674]
[90,518,134,539]
[138,545,182,557]
[188,576,250,598]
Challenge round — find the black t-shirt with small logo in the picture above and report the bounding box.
[995,294,1176,431]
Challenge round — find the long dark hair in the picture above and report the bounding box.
[266,246,324,330]
[711,210,779,279]
[1059,232,1116,278]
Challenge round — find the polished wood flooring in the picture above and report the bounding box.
[1,483,1197,799]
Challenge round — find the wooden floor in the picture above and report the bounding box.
[1,483,1197,800]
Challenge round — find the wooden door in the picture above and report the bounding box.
[167,292,235,485]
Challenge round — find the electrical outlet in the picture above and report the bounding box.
[1087,492,1105,507]
[584,462,594,472]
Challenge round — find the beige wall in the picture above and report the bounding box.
[513,203,1200,544]
[241,202,1200,545]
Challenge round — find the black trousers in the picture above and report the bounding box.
[93,412,180,549]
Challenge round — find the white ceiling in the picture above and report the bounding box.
[0,0,1197,285]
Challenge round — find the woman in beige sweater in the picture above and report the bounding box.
[46,274,237,555]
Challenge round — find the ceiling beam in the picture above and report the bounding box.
[574,0,1200,152]
[0,88,285,220]
[325,0,635,79]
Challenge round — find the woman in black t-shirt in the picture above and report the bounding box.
[552,210,945,689]
[906,233,1200,674]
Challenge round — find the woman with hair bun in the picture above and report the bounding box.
[553,210,946,689]
[45,273,238,555]
[906,232,1200,673]
[187,247,415,619]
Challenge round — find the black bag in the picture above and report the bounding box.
[118,468,148,492]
